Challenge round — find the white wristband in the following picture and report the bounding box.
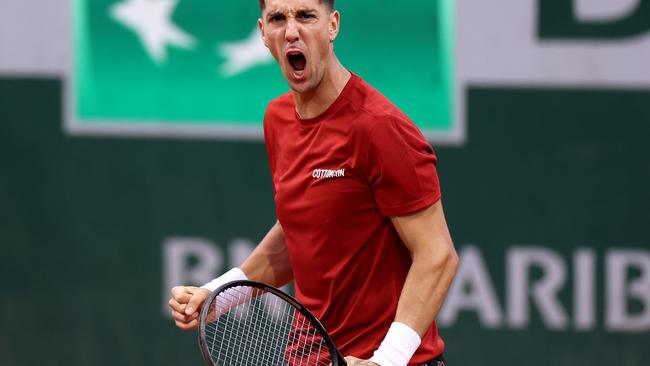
[369,322,421,366]
[200,267,248,292]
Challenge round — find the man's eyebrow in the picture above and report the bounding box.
[296,8,317,15]
[266,10,284,20]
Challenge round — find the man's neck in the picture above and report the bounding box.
[292,58,351,120]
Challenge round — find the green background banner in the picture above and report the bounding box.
[74,0,453,137]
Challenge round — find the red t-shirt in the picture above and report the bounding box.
[263,73,444,365]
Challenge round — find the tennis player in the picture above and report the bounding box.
[169,1,458,365]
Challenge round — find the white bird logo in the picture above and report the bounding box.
[110,0,196,64]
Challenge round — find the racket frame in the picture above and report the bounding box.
[198,280,346,366]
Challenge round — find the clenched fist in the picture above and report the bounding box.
[169,286,211,330]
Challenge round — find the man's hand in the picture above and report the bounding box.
[169,286,210,330]
[344,356,380,366]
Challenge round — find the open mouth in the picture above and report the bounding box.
[287,51,306,73]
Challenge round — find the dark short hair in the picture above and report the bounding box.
[258,0,334,11]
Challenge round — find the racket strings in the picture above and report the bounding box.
[205,289,328,366]
[203,286,332,366]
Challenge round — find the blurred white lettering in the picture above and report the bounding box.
[606,250,650,331]
[439,245,502,328]
[507,247,569,330]
[574,248,597,330]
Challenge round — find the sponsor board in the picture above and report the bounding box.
[68,0,456,142]
[163,239,650,332]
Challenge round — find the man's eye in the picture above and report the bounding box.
[270,15,284,22]
[298,13,315,19]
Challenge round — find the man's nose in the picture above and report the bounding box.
[285,18,300,42]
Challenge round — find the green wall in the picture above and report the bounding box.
[1,78,649,365]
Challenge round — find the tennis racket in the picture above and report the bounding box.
[198,280,347,366]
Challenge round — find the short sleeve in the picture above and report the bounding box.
[364,116,441,216]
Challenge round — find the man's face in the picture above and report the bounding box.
[259,0,338,94]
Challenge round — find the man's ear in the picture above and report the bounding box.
[328,10,340,43]
[258,18,268,47]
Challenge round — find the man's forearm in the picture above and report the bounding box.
[395,243,458,336]
[367,227,458,366]
[240,221,293,287]
[390,201,459,336]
